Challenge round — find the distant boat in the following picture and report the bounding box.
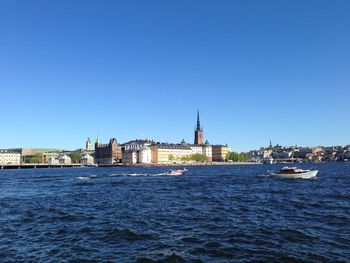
[271,166,318,179]
[167,168,188,176]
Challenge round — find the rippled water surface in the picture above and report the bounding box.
[0,163,349,262]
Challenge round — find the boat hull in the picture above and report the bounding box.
[272,170,318,179]
[168,172,183,176]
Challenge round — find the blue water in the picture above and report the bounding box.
[0,163,349,262]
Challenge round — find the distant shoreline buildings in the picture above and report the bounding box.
[249,142,350,163]
[0,111,231,166]
[1,111,350,167]
[94,111,230,165]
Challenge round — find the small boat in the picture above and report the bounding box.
[167,168,188,176]
[271,166,318,179]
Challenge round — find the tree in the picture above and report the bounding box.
[191,153,207,162]
[69,152,82,163]
[27,152,44,163]
[227,151,250,162]
[168,154,175,161]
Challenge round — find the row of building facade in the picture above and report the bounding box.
[249,141,350,163]
[0,149,95,166]
[0,111,230,166]
[94,111,230,165]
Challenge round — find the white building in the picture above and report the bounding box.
[263,150,273,158]
[139,145,152,164]
[48,157,59,165]
[59,154,71,164]
[0,151,21,165]
[190,145,203,155]
[188,140,212,162]
[124,140,152,152]
[80,153,94,165]
[121,140,153,165]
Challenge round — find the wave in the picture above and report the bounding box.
[136,253,186,263]
[98,228,155,243]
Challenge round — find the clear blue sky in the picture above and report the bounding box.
[1,0,349,151]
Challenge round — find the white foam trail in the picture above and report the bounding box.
[109,173,121,176]
[151,173,168,176]
[77,176,90,180]
[127,173,148,176]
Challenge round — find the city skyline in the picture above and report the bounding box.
[1,1,349,151]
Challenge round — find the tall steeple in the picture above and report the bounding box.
[194,110,204,145]
[196,110,201,131]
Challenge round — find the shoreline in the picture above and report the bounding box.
[1,161,347,170]
[0,162,260,170]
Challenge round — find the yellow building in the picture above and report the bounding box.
[151,144,192,164]
[212,145,230,162]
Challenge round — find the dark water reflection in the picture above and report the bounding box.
[0,163,349,262]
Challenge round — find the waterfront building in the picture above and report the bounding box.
[59,154,71,164]
[116,145,123,163]
[194,110,204,145]
[122,151,138,165]
[0,151,21,165]
[263,149,273,159]
[293,148,312,159]
[122,143,152,165]
[150,143,192,164]
[48,157,59,165]
[43,152,60,163]
[139,145,152,164]
[187,140,212,162]
[189,143,203,155]
[212,145,230,162]
[80,153,94,165]
[86,137,94,151]
[95,138,119,164]
[3,148,61,163]
[203,140,213,162]
[272,151,293,160]
[124,139,153,152]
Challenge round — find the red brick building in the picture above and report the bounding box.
[95,138,118,164]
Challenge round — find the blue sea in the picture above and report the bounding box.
[0,163,349,262]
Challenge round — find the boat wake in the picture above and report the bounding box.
[76,172,175,179]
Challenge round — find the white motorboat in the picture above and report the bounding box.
[271,166,318,179]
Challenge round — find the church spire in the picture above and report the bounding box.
[194,110,204,145]
[196,110,201,131]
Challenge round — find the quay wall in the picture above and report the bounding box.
[0,164,83,170]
